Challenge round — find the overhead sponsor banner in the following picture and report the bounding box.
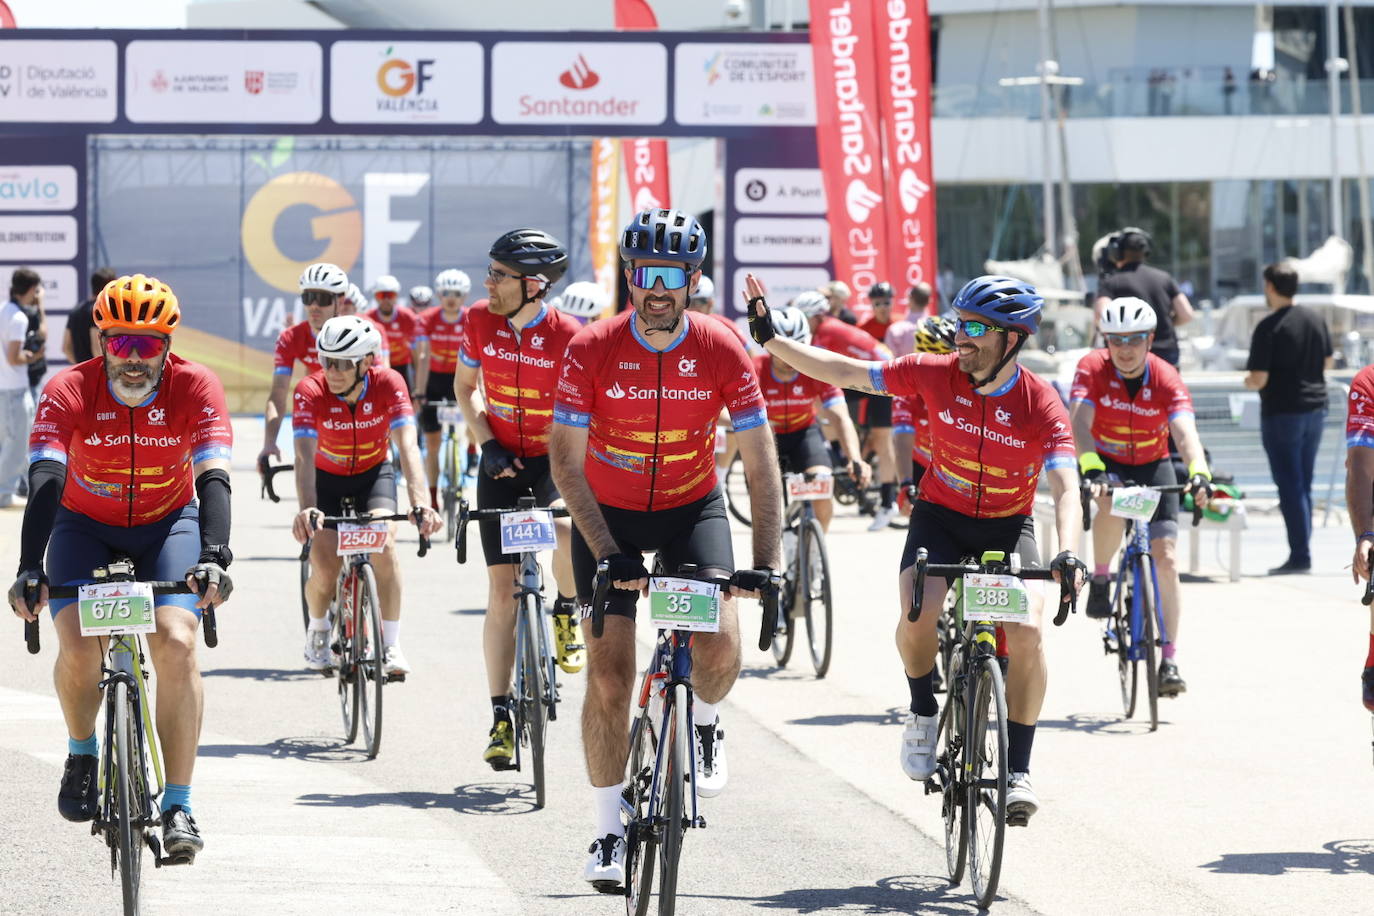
[491,42,667,125]
[0,165,77,211]
[0,40,117,123]
[734,167,825,215]
[808,0,891,312]
[622,137,670,212]
[733,217,830,264]
[0,215,78,260]
[330,41,484,124]
[873,0,937,311]
[674,43,816,127]
[589,138,621,296]
[731,266,831,311]
[125,40,322,124]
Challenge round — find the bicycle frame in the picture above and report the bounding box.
[1112,517,1170,662]
[632,627,704,832]
[99,634,164,816]
[511,547,559,739]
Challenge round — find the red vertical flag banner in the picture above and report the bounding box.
[808,0,891,313]
[872,0,937,316]
[622,137,671,212]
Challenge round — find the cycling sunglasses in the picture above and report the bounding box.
[955,318,1010,338]
[323,356,361,371]
[1105,332,1151,347]
[374,291,398,301]
[486,265,520,283]
[301,290,338,307]
[104,334,167,359]
[630,265,690,291]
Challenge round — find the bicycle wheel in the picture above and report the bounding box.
[622,709,658,916]
[1137,555,1161,732]
[357,563,385,758]
[1112,568,1138,719]
[298,545,311,631]
[657,683,689,915]
[937,647,968,884]
[113,682,144,916]
[966,655,1008,909]
[335,571,359,744]
[520,594,548,809]
[771,539,796,667]
[800,517,834,677]
[443,435,459,542]
[722,452,751,527]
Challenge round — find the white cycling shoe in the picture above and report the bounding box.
[583,833,627,891]
[693,716,728,798]
[1006,772,1039,825]
[303,629,333,671]
[868,506,896,531]
[901,712,938,780]
[383,645,411,678]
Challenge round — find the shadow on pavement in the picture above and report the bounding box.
[1034,713,1159,736]
[1200,839,1374,876]
[198,735,359,762]
[295,782,539,816]
[692,874,984,914]
[201,667,320,683]
[788,706,908,728]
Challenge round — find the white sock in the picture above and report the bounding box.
[382,620,400,648]
[308,616,330,632]
[693,697,719,729]
[593,783,624,838]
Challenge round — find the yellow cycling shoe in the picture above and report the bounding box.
[483,721,516,771]
[553,613,586,674]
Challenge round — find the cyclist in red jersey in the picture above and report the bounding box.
[9,275,233,861]
[745,272,1086,826]
[859,281,895,342]
[1070,297,1211,696]
[416,268,471,507]
[554,209,781,891]
[291,316,441,678]
[259,262,347,467]
[340,282,390,364]
[1344,364,1374,709]
[366,274,428,396]
[892,316,958,513]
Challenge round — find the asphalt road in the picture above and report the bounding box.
[2,426,1373,914]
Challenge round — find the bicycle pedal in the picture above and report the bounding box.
[694,815,707,829]
[591,880,624,896]
[158,853,196,866]
[487,759,519,772]
[385,672,406,683]
[1005,811,1030,828]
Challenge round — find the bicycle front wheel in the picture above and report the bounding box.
[966,655,1008,909]
[520,595,548,809]
[335,572,359,743]
[800,517,834,677]
[1113,569,1138,719]
[443,435,459,542]
[298,546,312,631]
[622,709,659,916]
[1137,556,1160,732]
[113,681,144,916]
[722,451,751,528]
[657,683,689,915]
[936,652,967,884]
[357,563,385,758]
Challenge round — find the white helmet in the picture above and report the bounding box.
[691,275,715,302]
[317,315,382,361]
[792,290,830,318]
[343,283,365,310]
[372,275,401,296]
[558,281,612,318]
[409,285,433,305]
[1099,296,1157,334]
[769,306,811,346]
[435,269,471,296]
[299,262,348,295]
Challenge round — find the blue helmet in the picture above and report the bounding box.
[620,208,708,268]
[951,275,1043,335]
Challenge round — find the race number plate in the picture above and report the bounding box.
[437,404,463,426]
[960,573,1029,624]
[78,582,156,637]
[1109,487,1162,523]
[785,473,833,501]
[500,509,557,554]
[336,521,390,556]
[648,577,721,633]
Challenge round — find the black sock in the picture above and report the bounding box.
[880,482,897,509]
[490,696,511,726]
[552,594,575,616]
[1008,721,1035,774]
[907,673,938,717]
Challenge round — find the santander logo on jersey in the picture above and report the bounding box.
[605,381,710,402]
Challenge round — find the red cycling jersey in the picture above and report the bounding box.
[1347,365,1374,449]
[893,392,933,468]
[814,315,888,361]
[366,306,424,367]
[754,353,844,435]
[876,354,1074,518]
[292,366,414,475]
[1069,350,1193,465]
[859,317,891,342]
[420,304,465,374]
[273,321,322,376]
[29,354,234,527]
[460,301,579,457]
[555,311,768,511]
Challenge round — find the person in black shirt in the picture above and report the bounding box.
[1245,262,1333,574]
[1094,228,1195,365]
[63,267,115,366]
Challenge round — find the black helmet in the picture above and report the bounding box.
[1106,226,1152,262]
[620,208,708,268]
[489,228,569,282]
[868,282,895,300]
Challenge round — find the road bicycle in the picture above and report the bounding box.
[23,560,219,916]
[724,449,904,530]
[430,399,466,542]
[772,468,834,677]
[260,458,312,630]
[912,548,1075,909]
[588,560,779,915]
[313,500,430,759]
[455,495,568,808]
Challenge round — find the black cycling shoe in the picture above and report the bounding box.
[1085,577,1111,619]
[58,753,98,822]
[1159,661,1187,697]
[161,805,204,861]
[1362,666,1374,712]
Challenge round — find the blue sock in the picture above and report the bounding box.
[161,783,192,815]
[907,673,938,717]
[68,732,98,757]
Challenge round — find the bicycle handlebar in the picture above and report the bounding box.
[24,577,218,654]
[1364,547,1374,607]
[909,547,1079,627]
[453,497,570,565]
[313,511,431,557]
[1079,479,1204,530]
[259,457,295,504]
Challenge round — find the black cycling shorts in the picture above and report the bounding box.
[775,423,831,475]
[477,454,561,567]
[315,462,397,518]
[1102,455,1179,541]
[901,499,1040,572]
[844,389,893,428]
[418,372,457,434]
[571,488,734,620]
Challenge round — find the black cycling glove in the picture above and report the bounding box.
[745,296,774,345]
[602,552,650,586]
[1050,550,1087,582]
[185,562,233,602]
[480,439,519,479]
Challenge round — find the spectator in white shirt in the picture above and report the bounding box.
[0,268,44,507]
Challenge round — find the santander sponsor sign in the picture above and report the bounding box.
[807,0,890,311]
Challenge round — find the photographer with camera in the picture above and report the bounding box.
[1093,227,1194,367]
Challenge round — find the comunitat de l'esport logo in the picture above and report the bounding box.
[376,48,436,112]
[519,54,641,118]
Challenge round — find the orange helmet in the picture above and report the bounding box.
[93,274,181,336]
